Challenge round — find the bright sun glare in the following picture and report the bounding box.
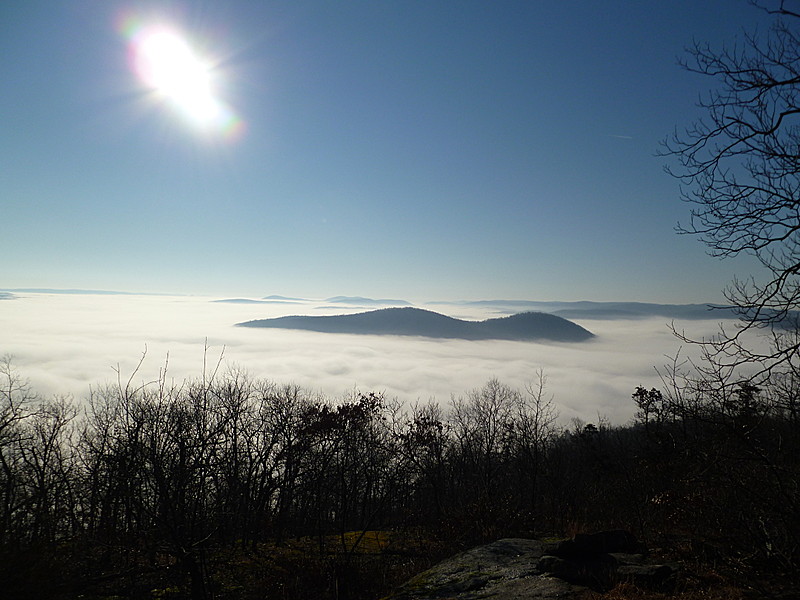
[120,14,244,140]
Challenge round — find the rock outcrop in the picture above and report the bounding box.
[382,531,679,600]
[537,530,678,592]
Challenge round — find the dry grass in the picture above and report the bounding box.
[340,529,392,553]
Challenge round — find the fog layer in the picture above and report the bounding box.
[0,293,736,423]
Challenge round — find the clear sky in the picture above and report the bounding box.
[1,1,774,302]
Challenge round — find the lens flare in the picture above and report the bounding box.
[118,12,244,141]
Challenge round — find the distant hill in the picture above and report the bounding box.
[325,296,412,307]
[262,295,308,301]
[442,299,742,320]
[237,307,594,342]
[214,298,302,305]
[550,302,739,320]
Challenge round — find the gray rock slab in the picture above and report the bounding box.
[381,538,589,600]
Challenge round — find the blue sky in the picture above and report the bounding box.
[1,1,773,302]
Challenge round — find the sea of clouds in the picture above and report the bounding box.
[0,292,738,424]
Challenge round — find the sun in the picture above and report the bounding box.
[120,14,244,139]
[134,27,216,122]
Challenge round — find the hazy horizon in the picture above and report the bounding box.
[0,286,737,306]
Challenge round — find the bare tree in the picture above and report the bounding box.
[659,4,800,565]
[18,396,78,544]
[512,370,558,532]
[663,1,800,376]
[398,402,449,524]
[450,379,519,497]
[0,356,36,548]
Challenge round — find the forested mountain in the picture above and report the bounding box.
[237,307,594,342]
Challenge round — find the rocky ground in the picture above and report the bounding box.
[381,531,680,600]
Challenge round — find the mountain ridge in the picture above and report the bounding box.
[325,296,412,306]
[236,307,594,342]
[435,299,738,320]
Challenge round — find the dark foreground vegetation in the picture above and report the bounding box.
[0,352,798,600]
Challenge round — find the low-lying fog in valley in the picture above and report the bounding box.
[1,292,741,424]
